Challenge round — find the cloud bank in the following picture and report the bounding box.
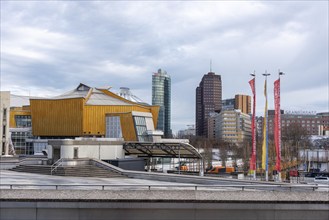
[1,1,328,132]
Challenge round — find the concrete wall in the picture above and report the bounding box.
[60,144,124,160]
[1,201,328,220]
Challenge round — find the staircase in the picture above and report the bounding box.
[11,165,52,175]
[11,163,125,178]
[54,164,125,178]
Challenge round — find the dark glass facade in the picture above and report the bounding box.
[152,69,171,138]
[196,72,222,137]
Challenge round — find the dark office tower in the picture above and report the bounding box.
[196,72,222,137]
[152,69,172,138]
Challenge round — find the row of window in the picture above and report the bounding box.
[15,115,32,128]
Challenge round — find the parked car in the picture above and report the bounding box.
[314,176,329,184]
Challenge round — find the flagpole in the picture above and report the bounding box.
[249,71,256,180]
[262,71,270,181]
[278,70,284,181]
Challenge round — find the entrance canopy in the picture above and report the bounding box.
[123,142,202,159]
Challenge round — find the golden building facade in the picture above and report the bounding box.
[28,84,159,141]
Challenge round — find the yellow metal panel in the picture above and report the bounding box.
[83,105,154,137]
[150,106,160,128]
[107,112,137,141]
[30,98,84,136]
[9,107,31,128]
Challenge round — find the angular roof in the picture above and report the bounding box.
[50,83,91,100]
[30,83,146,106]
[85,89,132,106]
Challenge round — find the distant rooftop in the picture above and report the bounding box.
[117,87,148,105]
[10,94,40,107]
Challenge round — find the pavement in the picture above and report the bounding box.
[0,170,328,192]
[0,170,196,190]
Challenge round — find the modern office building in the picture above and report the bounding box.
[196,71,222,137]
[215,109,252,146]
[235,95,251,115]
[222,98,235,111]
[207,112,218,140]
[152,69,171,138]
[222,94,251,114]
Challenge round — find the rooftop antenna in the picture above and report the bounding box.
[210,59,212,72]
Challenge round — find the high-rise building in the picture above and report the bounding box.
[196,71,222,137]
[222,94,251,114]
[152,69,171,138]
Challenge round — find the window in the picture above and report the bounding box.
[105,116,122,138]
[3,108,7,119]
[15,115,32,128]
[134,116,148,142]
[11,130,33,155]
[73,148,78,159]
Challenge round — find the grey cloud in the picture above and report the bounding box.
[1,1,327,132]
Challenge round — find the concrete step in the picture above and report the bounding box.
[11,165,52,175]
[57,166,124,178]
[10,163,125,178]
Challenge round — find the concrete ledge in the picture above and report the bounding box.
[1,189,328,203]
[1,190,329,220]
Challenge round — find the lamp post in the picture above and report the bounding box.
[262,71,270,181]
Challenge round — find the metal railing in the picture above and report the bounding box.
[0,184,319,191]
[50,158,64,175]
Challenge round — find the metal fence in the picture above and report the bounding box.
[0,184,319,191]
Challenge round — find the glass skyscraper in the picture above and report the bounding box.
[152,69,171,138]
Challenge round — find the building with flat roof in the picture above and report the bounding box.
[257,110,329,138]
[222,94,251,114]
[196,72,222,137]
[215,109,252,146]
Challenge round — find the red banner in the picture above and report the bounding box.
[274,79,281,172]
[249,78,256,171]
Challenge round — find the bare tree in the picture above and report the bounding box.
[281,122,310,170]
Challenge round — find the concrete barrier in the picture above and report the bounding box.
[1,189,328,220]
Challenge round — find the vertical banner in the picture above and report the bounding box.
[249,78,256,171]
[262,79,268,171]
[274,79,281,172]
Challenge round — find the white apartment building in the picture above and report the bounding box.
[215,109,252,146]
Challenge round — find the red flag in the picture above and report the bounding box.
[249,78,256,171]
[274,79,281,172]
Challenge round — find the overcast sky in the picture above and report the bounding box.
[1,1,328,133]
